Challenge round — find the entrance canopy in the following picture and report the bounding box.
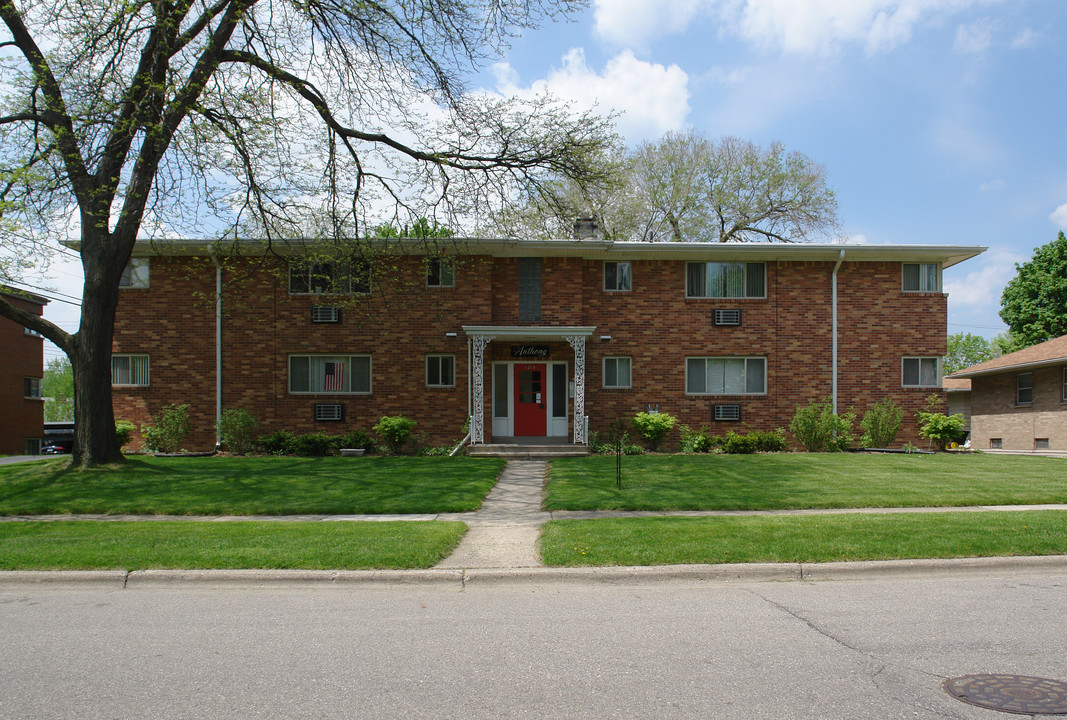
[462,326,595,445]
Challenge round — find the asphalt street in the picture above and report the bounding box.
[3,571,1066,719]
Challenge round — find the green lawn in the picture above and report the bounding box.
[546,453,1067,511]
[541,511,1067,567]
[0,456,505,516]
[0,520,467,570]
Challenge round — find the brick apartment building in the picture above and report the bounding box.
[0,286,49,455]
[107,237,984,451]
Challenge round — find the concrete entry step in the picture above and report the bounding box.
[466,444,590,459]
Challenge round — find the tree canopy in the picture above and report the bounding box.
[490,130,840,242]
[0,0,617,466]
[944,332,1001,374]
[999,231,1067,349]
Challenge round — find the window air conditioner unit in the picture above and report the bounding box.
[314,404,344,421]
[713,309,742,326]
[311,306,341,323]
[713,404,741,422]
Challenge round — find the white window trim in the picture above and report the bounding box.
[602,356,632,389]
[685,356,767,396]
[426,354,456,388]
[901,356,940,388]
[426,258,456,288]
[603,261,632,292]
[685,262,767,299]
[901,262,941,293]
[288,354,372,395]
[111,354,150,387]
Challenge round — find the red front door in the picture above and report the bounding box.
[514,364,547,436]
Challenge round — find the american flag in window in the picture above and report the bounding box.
[324,361,344,392]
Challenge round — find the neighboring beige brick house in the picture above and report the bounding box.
[104,236,984,451]
[946,335,1067,452]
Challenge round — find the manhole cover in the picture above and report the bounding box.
[944,674,1067,715]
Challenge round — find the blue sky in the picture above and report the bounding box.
[33,0,1067,357]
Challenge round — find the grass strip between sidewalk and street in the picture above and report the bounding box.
[0,521,468,570]
[545,453,1067,511]
[0,456,505,516]
[540,511,1067,567]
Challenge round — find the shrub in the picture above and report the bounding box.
[750,427,788,452]
[218,408,258,455]
[788,398,855,452]
[255,430,296,455]
[290,432,340,457]
[679,425,714,453]
[339,429,378,454]
[631,411,677,452]
[915,394,967,451]
[721,430,758,454]
[860,398,904,448]
[141,403,191,454]
[374,415,416,455]
[115,420,136,449]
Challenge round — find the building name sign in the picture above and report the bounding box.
[511,345,550,358]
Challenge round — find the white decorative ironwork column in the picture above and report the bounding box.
[564,335,587,444]
[470,334,494,444]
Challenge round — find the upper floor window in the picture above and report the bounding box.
[289,354,371,394]
[426,258,455,288]
[112,354,150,387]
[119,258,150,288]
[289,259,371,295]
[1017,372,1033,405]
[603,356,632,388]
[901,356,939,388]
[518,258,541,321]
[1062,368,1066,403]
[426,355,455,387]
[686,262,765,298]
[902,263,940,292]
[686,357,766,395]
[23,377,41,398]
[24,326,41,337]
[603,261,632,292]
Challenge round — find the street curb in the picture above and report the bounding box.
[2,555,1067,588]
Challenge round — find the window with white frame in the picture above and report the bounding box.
[603,356,632,388]
[289,259,371,294]
[1017,372,1033,405]
[902,263,940,292]
[289,355,370,394]
[686,262,765,298]
[119,258,150,288]
[426,258,455,288]
[901,357,939,388]
[686,357,766,395]
[426,355,455,387]
[111,354,150,386]
[603,261,632,292]
[23,377,41,398]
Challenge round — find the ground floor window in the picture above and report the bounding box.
[112,354,149,387]
[289,354,371,394]
[426,354,455,387]
[603,356,631,388]
[1016,372,1033,405]
[686,357,766,395]
[901,356,939,388]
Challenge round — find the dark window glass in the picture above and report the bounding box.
[552,364,566,417]
[518,258,541,321]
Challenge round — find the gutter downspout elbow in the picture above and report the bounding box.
[832,249,845,415]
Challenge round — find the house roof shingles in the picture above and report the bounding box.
[946,334,1067,378]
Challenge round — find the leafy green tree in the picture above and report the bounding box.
[999,231,1067,349]
[493,131,840,243]
[944,332,1001,374]
[0,0,615,467]
[41,356,74,422]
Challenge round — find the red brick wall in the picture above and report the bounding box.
[0,294,46,455]
[112,253,947,450]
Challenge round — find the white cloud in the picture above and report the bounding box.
[1010,28,1040,49]
[1050,203,1067,228]
[954,19,993,54]
[594,0,1003,55]
[978,179,1005,192]
[493,49,691,142]
[943,249,1021,316]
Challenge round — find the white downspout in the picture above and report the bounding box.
[832,249,845,415]
[212,253,222,451]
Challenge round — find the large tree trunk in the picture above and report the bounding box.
[68,230,127,467]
